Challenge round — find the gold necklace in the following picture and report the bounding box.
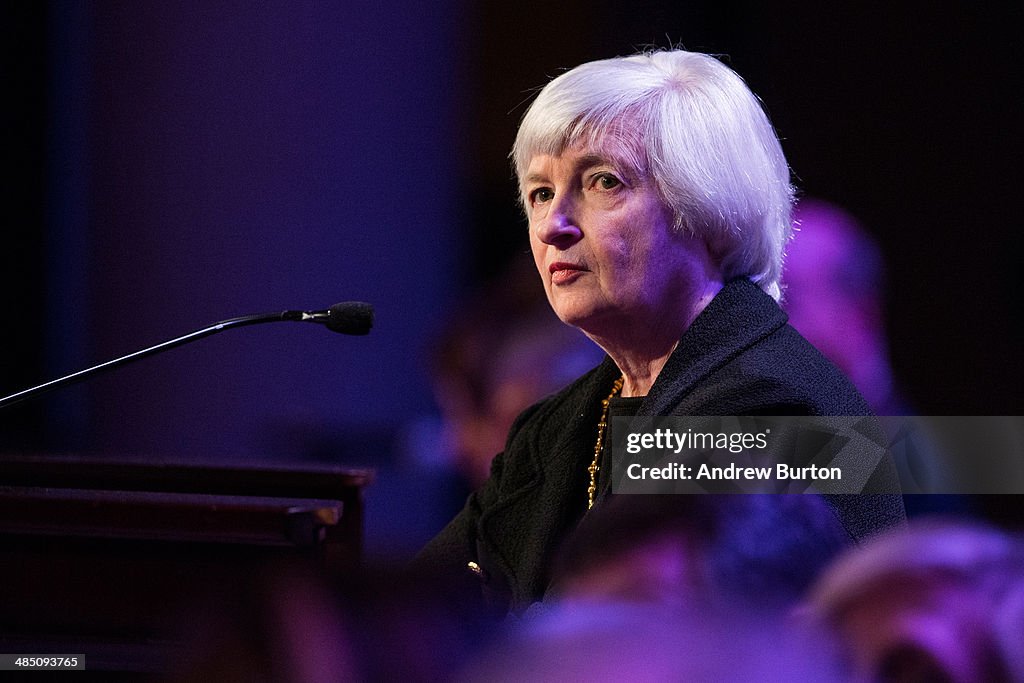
[588,376,624,510]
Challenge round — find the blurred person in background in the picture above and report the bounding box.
[784,198,979,518]
[431,259,604,491]
[783,198,907,416]
[361,261,603,560]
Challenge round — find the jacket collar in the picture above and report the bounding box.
[485,278,786,487]
[640,278,788,416]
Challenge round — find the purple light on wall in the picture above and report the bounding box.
[46,1,466,461]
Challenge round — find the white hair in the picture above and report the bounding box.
[512,50,794,300]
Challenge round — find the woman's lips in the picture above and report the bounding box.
[550,262,588,285]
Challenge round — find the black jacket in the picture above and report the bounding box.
[418,279,905,612]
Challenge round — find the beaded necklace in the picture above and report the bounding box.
[587,376,624,509]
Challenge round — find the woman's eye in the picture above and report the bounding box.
[530,187,554,204]
[594,173,621,190]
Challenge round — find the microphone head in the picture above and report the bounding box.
[327,302,374,335]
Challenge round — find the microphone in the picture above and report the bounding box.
[298,301,374,335]
[0,301,374,410]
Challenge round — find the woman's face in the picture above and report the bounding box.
[523,140,716,339]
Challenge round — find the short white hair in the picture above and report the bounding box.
[512,50,794,300]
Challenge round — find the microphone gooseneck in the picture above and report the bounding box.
[0,301,375,410]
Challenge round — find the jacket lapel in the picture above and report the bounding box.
[477,358,620,607]
[641,279,789,416]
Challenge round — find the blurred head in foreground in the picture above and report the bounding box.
[460,604,844,682]
[550,494,850,612]
[463,494,852,681]
[807,521,1024,683]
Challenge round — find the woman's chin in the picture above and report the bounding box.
[551,303,596,329]
[553,308,618,339]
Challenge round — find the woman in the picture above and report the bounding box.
[419,49,903,614]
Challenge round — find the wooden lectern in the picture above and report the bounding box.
[0,454,373,675]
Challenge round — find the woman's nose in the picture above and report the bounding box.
[534,198,583,249]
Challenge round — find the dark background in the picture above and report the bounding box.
[2,2,1020,527]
